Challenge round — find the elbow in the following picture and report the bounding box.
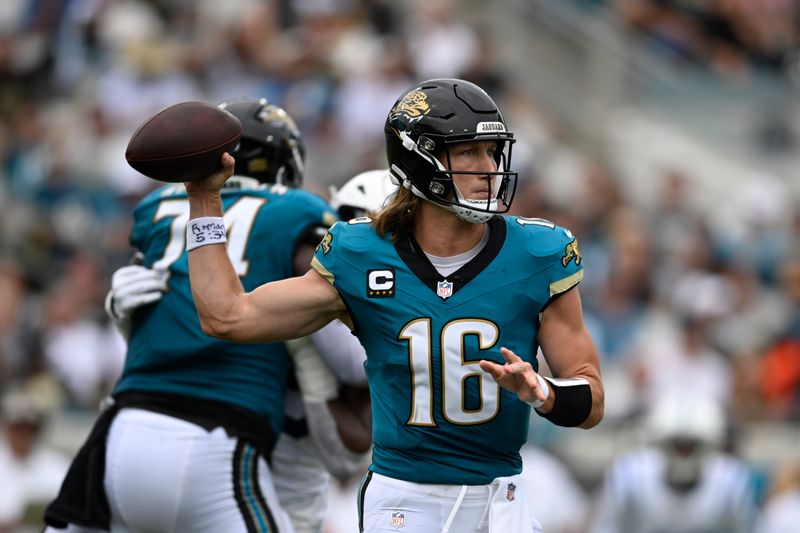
[196,293,250,341]
[191,286,251,340]
[579,392,605,430]
[198,314,237,340]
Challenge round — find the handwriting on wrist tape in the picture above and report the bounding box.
[190,220,225,243]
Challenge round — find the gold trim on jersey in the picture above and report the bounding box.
[549,270,583,297]
[311,256,335,285]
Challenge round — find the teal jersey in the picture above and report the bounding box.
[312,215,583,484]
[114,178,337,436]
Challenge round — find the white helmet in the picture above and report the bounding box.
[645,393,726,447]
[644,394,727,492]
[329,169,399,220]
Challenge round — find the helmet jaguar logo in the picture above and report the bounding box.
[391,90,430,120]
[247,158,268,173]
[258,105,300,133]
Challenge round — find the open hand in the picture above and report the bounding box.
[479,347,547,404]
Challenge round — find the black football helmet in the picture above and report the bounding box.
[218,98,305,187]
[384,79,517,223]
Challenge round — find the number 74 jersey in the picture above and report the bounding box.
[115,179,337,437]
[311,215,584,485]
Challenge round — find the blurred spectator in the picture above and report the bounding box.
[0,260,34,383]
[635,272,735,411]
[4,100,49,201]
[590,393,758,533]
[649,169,703,265]
[406,0,479,79]
[758,252,800,420]
[615,0,798,79]
[721,174,792,286]
[755,464,800,533]
[459,26,508,98]
[587,206,652,361]
[41,253,125,408]
[329,38,413,173]
[712,264,789,361]
[0,382,69,532]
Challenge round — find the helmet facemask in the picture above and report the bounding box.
[393,130,517,224]
[662,437,710,493]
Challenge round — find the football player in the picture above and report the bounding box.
[93,172,390,533]
[44,98,368,533]
[184,79,603,532]
[591,394,757,533]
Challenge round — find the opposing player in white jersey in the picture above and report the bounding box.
[591,393,757,533]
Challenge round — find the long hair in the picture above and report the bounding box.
[371,186,420,242]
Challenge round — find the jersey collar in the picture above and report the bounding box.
[394,216,506,300]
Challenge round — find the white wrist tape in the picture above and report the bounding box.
[186,217,226,251]
[526,374,550,409]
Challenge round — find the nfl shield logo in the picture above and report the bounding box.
[390,511,405,529]
[506,482,516,501]
[437,280,453,299]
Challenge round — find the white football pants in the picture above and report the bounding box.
[45,408,293,533]
[359,472,542,533]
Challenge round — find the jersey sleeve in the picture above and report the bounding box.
[310,221,343,287]
[546,225,583,299]
[254,189,338,280]
[272,189,339,249]
[515,219,584,310]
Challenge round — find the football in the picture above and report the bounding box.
[125,101,242,183]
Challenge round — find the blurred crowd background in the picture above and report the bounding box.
[1,0,800,531]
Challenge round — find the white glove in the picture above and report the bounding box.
[105,264,165,323]
[285,336,340,404]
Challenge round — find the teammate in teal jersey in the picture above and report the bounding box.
[185,79,604,532]
[44,98,366,533]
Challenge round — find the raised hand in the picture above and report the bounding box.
[185,152,236,198]
[479,347,549,405]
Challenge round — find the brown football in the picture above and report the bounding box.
[125,101,242,183]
